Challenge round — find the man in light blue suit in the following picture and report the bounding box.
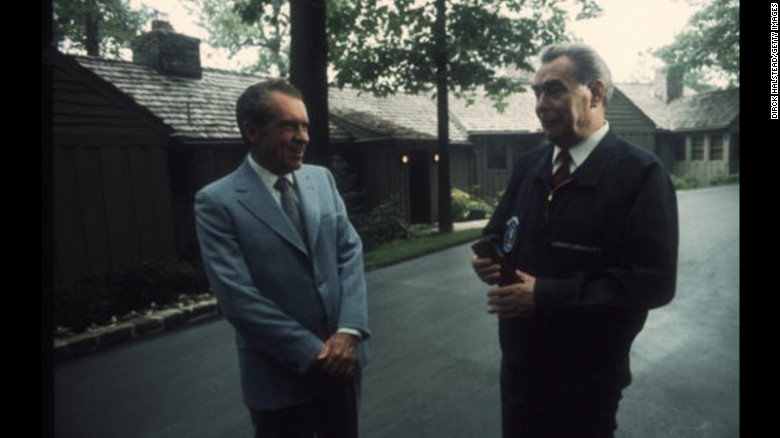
[195,80,370,438]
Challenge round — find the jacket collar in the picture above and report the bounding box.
[233,161,318,256]
[535,129,621,188]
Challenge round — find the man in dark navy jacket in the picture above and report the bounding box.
[472,43,679,438]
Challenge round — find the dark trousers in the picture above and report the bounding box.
[250,373,360,438]
[500,356,627,438]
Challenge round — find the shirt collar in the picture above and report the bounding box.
[553,121,609,170]
[247,154,294,192]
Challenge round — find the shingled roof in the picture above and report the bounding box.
[448,87,541,134]
[72,54,468,143]
[617,83,675,129]
[70,51,737,143]
[619,83,739,131]
[667,88,740,131]
[329,87,469,142]
[75,55,261,140]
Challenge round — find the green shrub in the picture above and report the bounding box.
[709,172,739,186]
[123,258,209,307]
[670,174,700,190]
[354,195,410,251]
[54,257,209,332]
[451,188,495,221]
[331,154,368,216]
[54,273,131,332]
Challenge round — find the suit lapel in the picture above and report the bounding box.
[294,167,321,251]
[233,161,309,256]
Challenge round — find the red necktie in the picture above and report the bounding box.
[551,149,572,189]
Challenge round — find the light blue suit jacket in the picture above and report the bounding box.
[194,161,370,411]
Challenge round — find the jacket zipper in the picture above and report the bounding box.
[548,179,572,202]
[546,179,573,223]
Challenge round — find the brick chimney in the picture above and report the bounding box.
[132,21,202,79]
[652,65,684,103]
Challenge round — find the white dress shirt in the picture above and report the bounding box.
[552,121,610,175]
[247,154,295,205]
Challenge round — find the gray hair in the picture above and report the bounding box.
[540,42,614,106]
[236,79,304,143]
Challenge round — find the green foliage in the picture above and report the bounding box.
[185,0,290,76]
[679,69,723,94]
[451,188,494,222]
[189,0,600,106]
[329,0,601,108]
[354,196,410,251]
[53,0,156,58]
[670,174,700,190]
[329,154,408,251]
[363,228,482,271]
[653,0,739,89]
[330,154,368,217]
[122,258,210,305]
[709,172,739,186]
[54,258,209,332]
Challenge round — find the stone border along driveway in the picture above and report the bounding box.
[53,298,220,364]
[53,220,490,364]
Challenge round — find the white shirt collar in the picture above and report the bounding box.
[552,121,609,172]
[247,154,294,198]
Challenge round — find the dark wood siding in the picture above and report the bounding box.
[450,146,476,192]
[336,140,449,224]
[671,130,734,184]
[471,133,544,199]
[52,63,176,287]
[654,131,680,173]
[606,91,656,153]
[170,142,247,260]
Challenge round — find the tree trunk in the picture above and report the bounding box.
[85,13,100,57]
[289,0,331,168]
[435,0,452,232]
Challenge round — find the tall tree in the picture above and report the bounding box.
[328,0,600,106]
[186,0,291,76]
[653,0,739,89]
[288,0,330,167]
[434,0,452,231]
[193,0,601,104]
[53,0,155,58]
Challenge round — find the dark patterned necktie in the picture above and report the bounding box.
[552,149,572,189]
[274,177,306,239]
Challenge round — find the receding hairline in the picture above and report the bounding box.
[537,42,614,104]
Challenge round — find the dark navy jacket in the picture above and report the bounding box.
[484,130,678,378]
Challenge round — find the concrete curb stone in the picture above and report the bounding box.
[52,220,485,365]
[54,297,220,364]
[96,323,135,348]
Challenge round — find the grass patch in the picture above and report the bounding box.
[670,174,700,190]
[363,228,483,271]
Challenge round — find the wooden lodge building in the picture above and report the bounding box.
[45,24,739,286]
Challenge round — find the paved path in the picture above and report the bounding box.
[54,185,739,437]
